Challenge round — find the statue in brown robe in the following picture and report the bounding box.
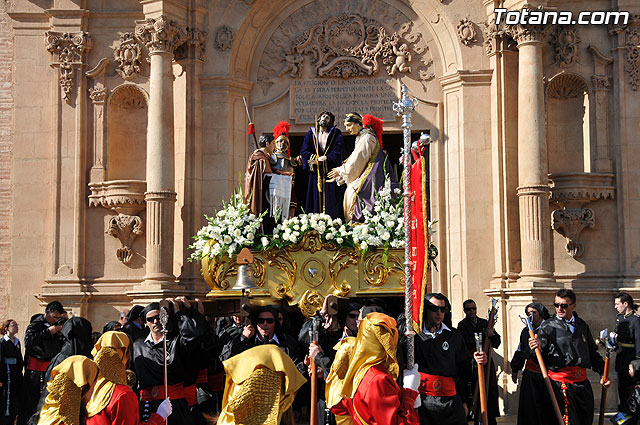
[243,134,277,220]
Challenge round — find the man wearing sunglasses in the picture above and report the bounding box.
[221,306,301,369]
[132,297,208,425]
[529,289,609,425]
[457,299,501,425]
[402,293,487,425]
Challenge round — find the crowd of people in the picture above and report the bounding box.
[0,290,640,424]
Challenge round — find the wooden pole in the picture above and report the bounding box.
[528,331,564,425]
[599,350,611,425]
[309,319,319,425]
[475,333,489,425]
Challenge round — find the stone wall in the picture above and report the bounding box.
[0,3,13,311]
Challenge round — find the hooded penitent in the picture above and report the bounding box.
[85,331,131,417]
[37,355,99,425]
[340,312,399,399]
[217,345,306,425]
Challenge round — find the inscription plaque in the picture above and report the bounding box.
[291,78,397,124]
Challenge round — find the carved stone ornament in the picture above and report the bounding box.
[482,16,516,56]
[88,86,107,102]
[610,14,640,90]
[174,28,207,61]
[214,25,235,51]
[552,208,594,258]
[106,214,144,264]
[114,32,142,80]
[276,13,414,79]
[549,26,581,68]
[457,18,477,46]
[591,75,610,91]
[44,31,93,103]
[134,16,188,55]
[546,73,588,100]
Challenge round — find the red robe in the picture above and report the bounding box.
[331,364,419,425]
[86,384,164,425]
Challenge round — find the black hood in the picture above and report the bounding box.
[60,317,93,357]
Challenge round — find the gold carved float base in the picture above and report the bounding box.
[202,232,405,317]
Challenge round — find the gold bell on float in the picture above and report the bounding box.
[232,247,259,294]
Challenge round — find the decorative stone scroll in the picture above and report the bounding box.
[610,14,640,90]
[134,16,187,55]
[549,26,581,68]
[114,33,142,80]
[257,1,434,95]
[552,208,594,258]
[214,26,234,51]
[44,31,92,103]
[106,214,144,264]
[175,28,207,61]
[457,18,477,46]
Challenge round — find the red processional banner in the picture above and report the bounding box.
[409,147,430,333]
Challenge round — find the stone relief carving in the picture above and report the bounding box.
[106,214,144,264]
[109,85,147,110]
[215,25,235,51]
[610,14,640,91]
[257,1,434,95]
[89,86,107,103]
[175,28,207,61]
[457,18,477,46]
[549,26,581,68]
[44,31,93,103]
[552,208,594,258]
[546,73,588,100]
[482,16,516,56]
[591,75,610,91]
[135,16,188,55]
[114,33,142,80]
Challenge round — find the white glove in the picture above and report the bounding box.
[402,364,421,408]
[403,364,420,391]
[156,398,172,420]
[317,155,327,162]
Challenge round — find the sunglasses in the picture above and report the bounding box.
[256,317,275,325]
[427,305,448,313]
[464,307,477,311]
[553,303,573,309]
[146,315,160,323]
[348,313,359,319]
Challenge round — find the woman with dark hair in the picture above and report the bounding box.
[510,302,552,425]
[0,319,23,425]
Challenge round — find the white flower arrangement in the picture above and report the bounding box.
[272,213,354,249]
[352,175,404,255]
[187,189,265,261]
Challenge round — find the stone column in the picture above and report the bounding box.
[514,26,553,283]
[135,17,187,286]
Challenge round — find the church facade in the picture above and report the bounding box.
[1,0,639,414]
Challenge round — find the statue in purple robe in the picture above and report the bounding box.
[299,111,345,219]
[327,113,397,223]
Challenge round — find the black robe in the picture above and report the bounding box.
[300,126,345,219]
[510,326,553,425]
[27,317,93,425]
[537,313,605,425]
[17,314,63,425]
[457,317,501,425]
[0,336,23,425]
[399,325,471,425]
[132,308,207,425]
[616,312,640,407]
